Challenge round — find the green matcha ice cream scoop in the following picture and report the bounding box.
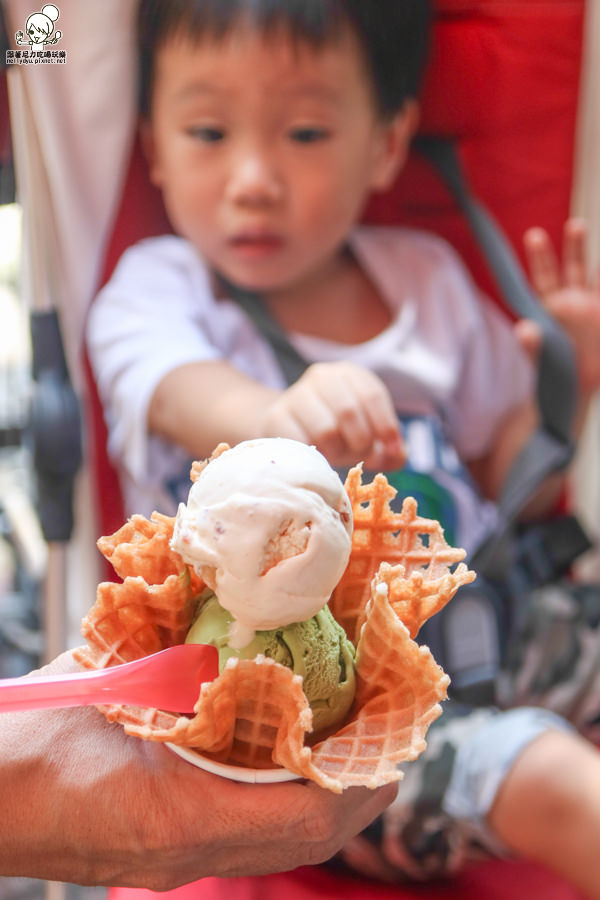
[186,592,356,735]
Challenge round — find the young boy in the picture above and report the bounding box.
[87,1,600,896]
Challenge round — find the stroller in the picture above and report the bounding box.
[3,0,599,897]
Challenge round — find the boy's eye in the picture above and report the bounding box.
[186,126,225,143]
[288,126,330,144]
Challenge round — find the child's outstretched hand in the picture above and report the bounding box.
[260,361,405,472]
[521,218,600,397]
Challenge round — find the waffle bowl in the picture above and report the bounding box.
[74,459,475,793]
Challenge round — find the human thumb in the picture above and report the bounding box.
[514,318,543,364]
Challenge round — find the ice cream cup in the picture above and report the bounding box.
[166,742,301,783]
[75,448,474,793]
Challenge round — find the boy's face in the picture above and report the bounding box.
[144,24,416,292]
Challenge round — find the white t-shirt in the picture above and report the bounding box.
[87,226,533,554]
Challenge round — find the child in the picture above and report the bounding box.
[87,1,600,896]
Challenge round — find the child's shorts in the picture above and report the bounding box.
[370,702,573,879]
[336,579,600,880]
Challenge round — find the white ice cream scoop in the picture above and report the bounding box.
[171,439,353,648]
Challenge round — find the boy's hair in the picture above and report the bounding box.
[138,0,431,119]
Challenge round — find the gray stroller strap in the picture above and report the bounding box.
[219,280,309,386]
[414,137,577,567]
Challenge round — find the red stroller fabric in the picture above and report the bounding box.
[109,860,580,900]
[93,1,585,895]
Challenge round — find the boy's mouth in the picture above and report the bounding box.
[229,231,284,258]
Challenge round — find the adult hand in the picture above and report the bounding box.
[261,361,405,472]
[0,650,397,889]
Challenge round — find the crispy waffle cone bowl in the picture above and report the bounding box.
[74,457,475,794]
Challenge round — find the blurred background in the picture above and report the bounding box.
[0,1,599,900]
[0,201,44,683]
[0,206,46,900]
[0,179,102,900]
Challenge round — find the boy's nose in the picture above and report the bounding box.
[226,151,283,207]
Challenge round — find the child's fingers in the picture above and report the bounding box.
[283,388,341,451]
[341,366,404,464]
[267,363,404,468]
[523,227,559,296]
[270,373,369,463]
[359,392,405,467]
[265,405,312,446]
[513,318,543,366]
[362,441,405,473]
[343,367,401,448]
[314,369,374,455]
[562,218,588,288]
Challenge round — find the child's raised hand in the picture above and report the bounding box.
[260,361,405,472]
[521,218,600,396]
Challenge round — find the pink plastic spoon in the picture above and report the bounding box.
[0,644,219,714]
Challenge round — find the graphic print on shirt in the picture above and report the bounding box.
[365,415,487,552]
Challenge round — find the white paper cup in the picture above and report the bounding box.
[166,742,301,783]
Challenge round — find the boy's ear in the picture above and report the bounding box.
[140,119,162,187]
[370,100,420,192]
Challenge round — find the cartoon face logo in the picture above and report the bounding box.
[16,5,62,47]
